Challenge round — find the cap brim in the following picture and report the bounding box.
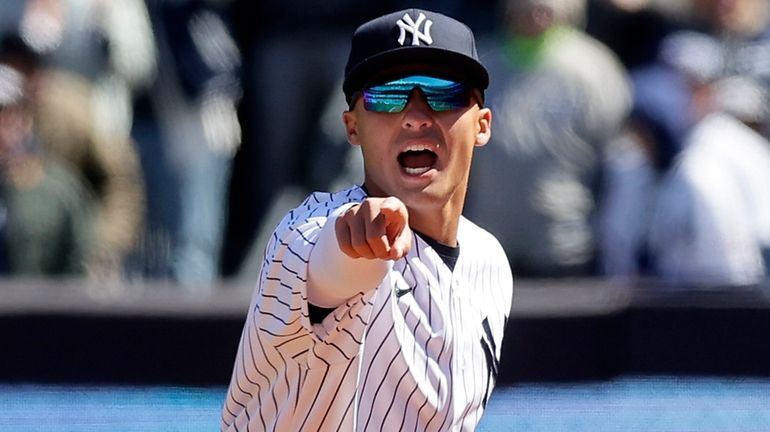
[343,46,489,100]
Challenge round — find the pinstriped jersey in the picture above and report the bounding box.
[221,185,513,431]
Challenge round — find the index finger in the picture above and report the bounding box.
[377,197,408,238]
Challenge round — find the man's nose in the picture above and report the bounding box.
[402,89,433,130]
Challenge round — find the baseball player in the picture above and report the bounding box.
[221,8,514,431]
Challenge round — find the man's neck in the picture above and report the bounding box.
[407,200,463,247]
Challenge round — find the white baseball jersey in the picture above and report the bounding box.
[221,185,513,431]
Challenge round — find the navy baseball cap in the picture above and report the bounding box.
[343,9,489,104]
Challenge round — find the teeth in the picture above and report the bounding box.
[404,167,431,175]
[404,144,432,152]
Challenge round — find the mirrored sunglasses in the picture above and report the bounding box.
[361,75,470,113]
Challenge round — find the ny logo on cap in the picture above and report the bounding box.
[396,12,433,46]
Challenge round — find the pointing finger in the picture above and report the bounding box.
[366,212,392,259]
[335,212,357,258]
[346,208,376,259]
[389,225,412,260]
[378,197,409,246]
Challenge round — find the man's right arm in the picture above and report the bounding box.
[307,197,412,308]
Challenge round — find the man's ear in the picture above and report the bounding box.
[342,111,361,146]
[475,107,492,147]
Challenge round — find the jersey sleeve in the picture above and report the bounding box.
[254,210,324,341]
[245,189,375,361]
[222,190,372,431]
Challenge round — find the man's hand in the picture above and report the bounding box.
[335,197,412,260]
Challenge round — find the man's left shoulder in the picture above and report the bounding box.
[459,217,514,319]
[458,217,506,256]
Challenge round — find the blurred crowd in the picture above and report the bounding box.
[0,0,768,290]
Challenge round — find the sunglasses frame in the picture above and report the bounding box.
[354,75,472,113]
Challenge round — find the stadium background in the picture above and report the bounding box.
[2,0,770,430]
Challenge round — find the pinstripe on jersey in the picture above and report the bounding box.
[221,185,513,431]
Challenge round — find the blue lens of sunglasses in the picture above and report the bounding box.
[362,75,469,113]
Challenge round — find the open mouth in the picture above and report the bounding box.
[397,145,437,176]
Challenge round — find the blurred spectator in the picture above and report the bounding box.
[0,63,93,275]
[596,39,698,278]
[9,0,156,152]
[465,0,632,277]
[669,0,770,128]
[1,28,144,282]
[702,0,770,134]
[585,0,689,70]
[648,75,770,286]
[598,0,770,283]
[690,0,769,40]
[220,1,389,277]
[131,0,241,287]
